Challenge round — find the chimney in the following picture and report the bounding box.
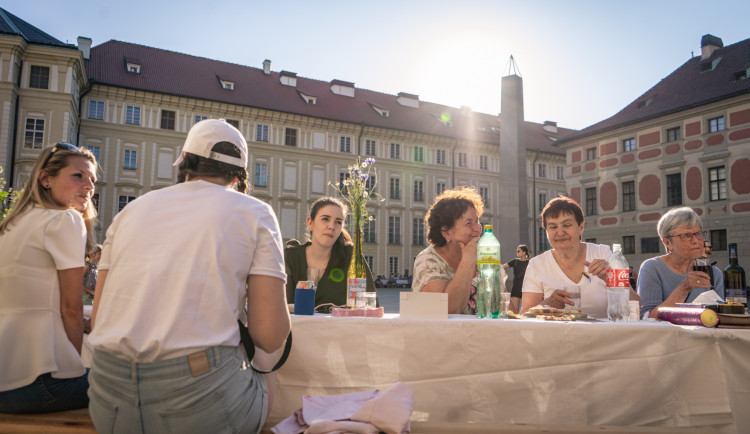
[77,36,92,60]
[543,121,558,133]
[263,59,271,75]
[701,34,723,59]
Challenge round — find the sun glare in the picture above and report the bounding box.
[414,34,503,115]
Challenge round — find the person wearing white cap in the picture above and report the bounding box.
[87,119,290,433]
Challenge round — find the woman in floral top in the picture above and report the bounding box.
[412,186,484,314]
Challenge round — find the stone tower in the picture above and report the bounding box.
[498,56,528,262]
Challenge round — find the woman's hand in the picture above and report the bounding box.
[682,270,712,291]
[584,259,609,281]
[542,289,575,309]
[457,235,480,266]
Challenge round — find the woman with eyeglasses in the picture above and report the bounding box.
[502,244,530,313]
[0,143,98,413]
[637,207,725,319]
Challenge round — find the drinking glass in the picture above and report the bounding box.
[500,292,511,315]
[307,268,321,283]
[564,285,581,310]
[607,287,630,322]
[355,291,367,308]
[362,292,377,309]
[692,259,714,290]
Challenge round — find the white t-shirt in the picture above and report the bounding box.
[522,243,612,318]
[88,181,286,362]
[0,206,86,391]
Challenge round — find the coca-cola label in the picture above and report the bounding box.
[606,269,629,288]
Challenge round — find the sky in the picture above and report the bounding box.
[5,0,750,130]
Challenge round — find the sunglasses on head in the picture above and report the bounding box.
[42,142,79,168]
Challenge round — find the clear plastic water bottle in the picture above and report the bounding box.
[477,225,502,319]
[606,243,631,321]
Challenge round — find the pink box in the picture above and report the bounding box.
[331,307,384,317]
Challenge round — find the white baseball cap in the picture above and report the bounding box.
[173,119,248,168]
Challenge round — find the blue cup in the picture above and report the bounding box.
[294,287,315,315]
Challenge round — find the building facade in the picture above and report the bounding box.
[1,8,570,277]
[557,35,750,272]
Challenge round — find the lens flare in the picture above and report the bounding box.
[440,112,451,123]
[330,268,345,282]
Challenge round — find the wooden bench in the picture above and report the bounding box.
[0,408,96,433]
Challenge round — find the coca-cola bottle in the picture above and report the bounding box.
[606,244,631,321]
[605,244,630,288]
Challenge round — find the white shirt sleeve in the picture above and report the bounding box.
[43,209,86,270]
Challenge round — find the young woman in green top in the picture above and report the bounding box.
[285,197,375,308]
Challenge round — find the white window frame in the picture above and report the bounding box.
[365,139,376,156]
[414,180,424,202]
[24,117,45,149]
[123,149,137,170]
[340,136,351,153]
[414,146,424,162]
[88,100,104,120]
[480,155,488,170]
[390,143,400,159]
[125,105,141,125]
[458,152,467,168]
[256,124,269,142]
[87,145,101,164]
[436,182,446,195]
[436,149,446,165]
[254,162,268,187]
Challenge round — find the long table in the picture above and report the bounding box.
[265,314,749,433]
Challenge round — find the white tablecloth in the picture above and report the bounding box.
[268,314,750,433]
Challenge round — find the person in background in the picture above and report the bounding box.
[0,143,97,413]
[629,265,637,290]
[521,196,639,317]
[82,244,102,305]
[503,245,530,313]
[700,240,713,261]
[412,186,503,314]
[637,207,724,319]
[285,197,375,308]
[88,120,290,432]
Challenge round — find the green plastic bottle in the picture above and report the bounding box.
[477,225,501,318]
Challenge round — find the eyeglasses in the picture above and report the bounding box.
[667,231,706,242]
[42,142,79,168]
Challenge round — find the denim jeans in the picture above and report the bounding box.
[88,346,267,434]
[0,371,89,414]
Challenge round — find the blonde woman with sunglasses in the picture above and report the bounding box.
[637,207,725,319]
[0,143,97,413]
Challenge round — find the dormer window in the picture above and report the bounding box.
[370,104,390,117]
[298,91,316,105]
[396,92,419,108]
[280,71,297,87]
[124,57,142,74]
[220,79,234,90]
[330,79,355,97]
[126,62,141,74]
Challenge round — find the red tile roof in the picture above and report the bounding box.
[87,40,572,154]
[558,36,750,144]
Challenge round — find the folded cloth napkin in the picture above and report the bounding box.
[272,382,415,434]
